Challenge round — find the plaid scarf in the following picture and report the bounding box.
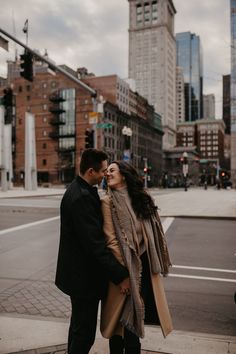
[108,188,171,338]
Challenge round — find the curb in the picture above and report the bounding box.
[160,215,236,220]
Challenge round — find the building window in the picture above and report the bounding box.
[26,85,31,92]
[43,130,47,136]
[43,143,47,149]
[43,117,47,123]
[136,4,143,24]
[136,4,142,14]
[27,96,30,101]
[43,104,47,110]
[42,159,47,166]
[144,13,150,23]
[18,86,22,92]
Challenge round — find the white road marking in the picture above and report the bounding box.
[0,216,60,236]
[162,217,175,233]
[173,265,236,274]
[169,273,236,283]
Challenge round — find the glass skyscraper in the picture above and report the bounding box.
[176,32,203,122]
[230,0,236,185]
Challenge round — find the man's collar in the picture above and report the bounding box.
[76,175,98,191]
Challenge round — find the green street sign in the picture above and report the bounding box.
[96,123,112,129]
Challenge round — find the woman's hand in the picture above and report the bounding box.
[119,277,131,295]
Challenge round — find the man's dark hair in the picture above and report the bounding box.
[80,148,108,175]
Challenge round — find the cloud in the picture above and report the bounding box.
[0,0,230,118]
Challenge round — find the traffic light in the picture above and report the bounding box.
[143,167,148,174]
[20,50,33,82]
[2,88,13,107]
[85,129,94,148]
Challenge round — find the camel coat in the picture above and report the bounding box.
[100,195,173,339]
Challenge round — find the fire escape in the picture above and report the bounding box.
[49,91,76,183]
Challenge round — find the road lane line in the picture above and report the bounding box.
[169,273,236,283]
[162,217,175,233]
[0,216,60,236]
[173,265,236,274]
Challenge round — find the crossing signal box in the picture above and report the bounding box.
[20,50,34,82]
[85,129,94,148]
[2,88,13,107]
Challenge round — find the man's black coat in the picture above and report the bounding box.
[55,176,128,299]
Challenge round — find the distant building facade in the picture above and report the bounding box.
[3,60,164,186]
[128,0,177,149]
[203,94,215,120]
[223,74,231,134]
[0,76,7,87]
[177,119,225,166]
[230,0,236,185]
[176,66,185,123]
[222,74,231,170]
[176,31,203,122]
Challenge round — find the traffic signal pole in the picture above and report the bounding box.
[0,27,97,96]
[143,157,148,189]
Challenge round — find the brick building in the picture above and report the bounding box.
[3,60,164,186]
[8,71,95,184]
[176,119,226,184]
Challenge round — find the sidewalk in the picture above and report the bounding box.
[0,186,65,199]
[0,186,236,354]
[1,314,235,354]
[155,187,236,219]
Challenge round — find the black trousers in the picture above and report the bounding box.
[109,329,141,354]
[68,296,100,354]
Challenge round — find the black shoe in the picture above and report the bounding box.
[109,335,124,354]
[125,343,141,354]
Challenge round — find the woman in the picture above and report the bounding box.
[100,161,173,354]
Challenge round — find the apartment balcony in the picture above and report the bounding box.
[50,117,66,125]
[49,130,75,139]
[49,94,66,103]
[49,105,65,114]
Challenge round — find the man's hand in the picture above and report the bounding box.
[119,277,130,295]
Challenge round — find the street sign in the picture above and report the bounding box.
[88,112,98,124]
[96,123,112,129]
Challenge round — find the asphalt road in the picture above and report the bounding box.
[164,217,236,336]
[0,196,235,337]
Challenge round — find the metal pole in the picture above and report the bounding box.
[143,157,148,189]
[0,27,97,96]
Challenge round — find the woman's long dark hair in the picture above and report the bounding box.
[112,161,157,219]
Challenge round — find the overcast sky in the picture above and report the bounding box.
[0,0,230,118]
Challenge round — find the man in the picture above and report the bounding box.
[55,148,129,354]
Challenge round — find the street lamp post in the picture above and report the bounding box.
[143,157,148,189]
[122,126,132,162]
[182,152,188,192]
